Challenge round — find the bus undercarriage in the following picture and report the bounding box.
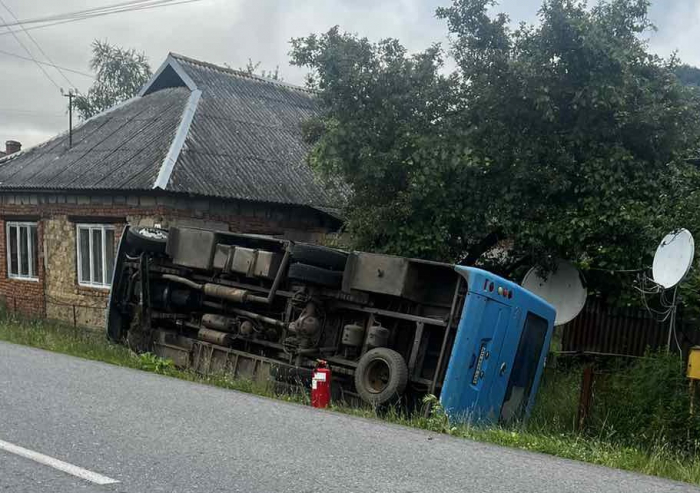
[107,226,465,407]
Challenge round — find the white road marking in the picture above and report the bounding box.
[0,438,119,485]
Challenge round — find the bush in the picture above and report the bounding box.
[589,352,700,454]
[528,364,582,433]
[527,353,700,455]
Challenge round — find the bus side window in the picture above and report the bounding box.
[499,312,549,424]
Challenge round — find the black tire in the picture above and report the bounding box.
[354,348,408,406]
[106,228,131,342]
[291,244,347,271]
[126,226,168,254]
[287,262,343,288]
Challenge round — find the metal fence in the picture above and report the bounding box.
[1,294,107,328]
[561,297,698,357]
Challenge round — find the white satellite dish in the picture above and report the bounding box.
[522,260,587,326]
[652,229,695,289]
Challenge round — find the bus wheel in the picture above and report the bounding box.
[355,348,408,406]
[126,226,168,254]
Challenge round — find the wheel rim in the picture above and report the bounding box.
[137,228,167,240]
[364,358,391,394]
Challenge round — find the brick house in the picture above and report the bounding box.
[0,54,342,327]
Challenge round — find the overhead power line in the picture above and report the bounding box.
[0,0,202,97]
[0,0,176,26]
[0,48,95,78]
[0,108,65,118]
[0,0,202,37]
[0,0,203,30]
[0,17,94,37]
[0,0,201,84]
[0,11,61,91]
[0,0,76,89]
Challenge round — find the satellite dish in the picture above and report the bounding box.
[522,260,586,326]
[652,229,695,289]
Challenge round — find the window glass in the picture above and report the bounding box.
[92,228,103,285]
[8,225,17,276]
[30,225,38,276]
[77,224,115,287]
[500,313,549,424]
[7,222,38,280]
[79,227,91,284]
[19,226,28,276]
[105,229,115,284]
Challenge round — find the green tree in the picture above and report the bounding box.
[230,58,282,80]
[74,40,152,120]
[291,0,700,280]
[675,64,700,87]
[291,30,467,261]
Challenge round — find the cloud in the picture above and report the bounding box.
[0,0,696,148]
[646,0,700,65]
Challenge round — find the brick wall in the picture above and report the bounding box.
[0,191,340,328]
[0,218,45,317]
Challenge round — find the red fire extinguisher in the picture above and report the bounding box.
[311,359,332,409]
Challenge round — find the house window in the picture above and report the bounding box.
[76,224,115,288]
[6,221,38,280]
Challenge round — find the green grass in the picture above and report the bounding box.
[334,396,700,485]
[1,315,699,485]
[0,315,295,401]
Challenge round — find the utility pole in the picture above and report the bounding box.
[63,89,75,148]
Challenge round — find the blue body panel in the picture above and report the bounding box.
[440,267,556,424]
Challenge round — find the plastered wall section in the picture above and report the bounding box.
[43,216,123,328]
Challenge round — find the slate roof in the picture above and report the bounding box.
[0,53,338,209]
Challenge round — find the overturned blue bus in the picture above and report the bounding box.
[107,226,555,423]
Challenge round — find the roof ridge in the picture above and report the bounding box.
[153,89,202,190]
[169,52,316,95]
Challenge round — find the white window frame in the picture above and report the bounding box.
[6,221,38,281]
[76,224,116,289]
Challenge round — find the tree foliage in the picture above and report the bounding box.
[675,64,700,88]
[74,40,152,120]
[291,29,463,260]
[291,0,700,283]
[237,58,282,80]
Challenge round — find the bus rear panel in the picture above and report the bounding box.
[441,267,555,424]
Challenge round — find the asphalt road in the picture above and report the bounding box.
[0,341,698,493]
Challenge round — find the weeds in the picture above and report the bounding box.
[590,352,700,454]
[1,315,700,485]
[138,352,176,374]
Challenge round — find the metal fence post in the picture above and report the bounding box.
[577,365,595,431]
[691,380,697,417]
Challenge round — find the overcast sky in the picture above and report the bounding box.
[1,0,699,149]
